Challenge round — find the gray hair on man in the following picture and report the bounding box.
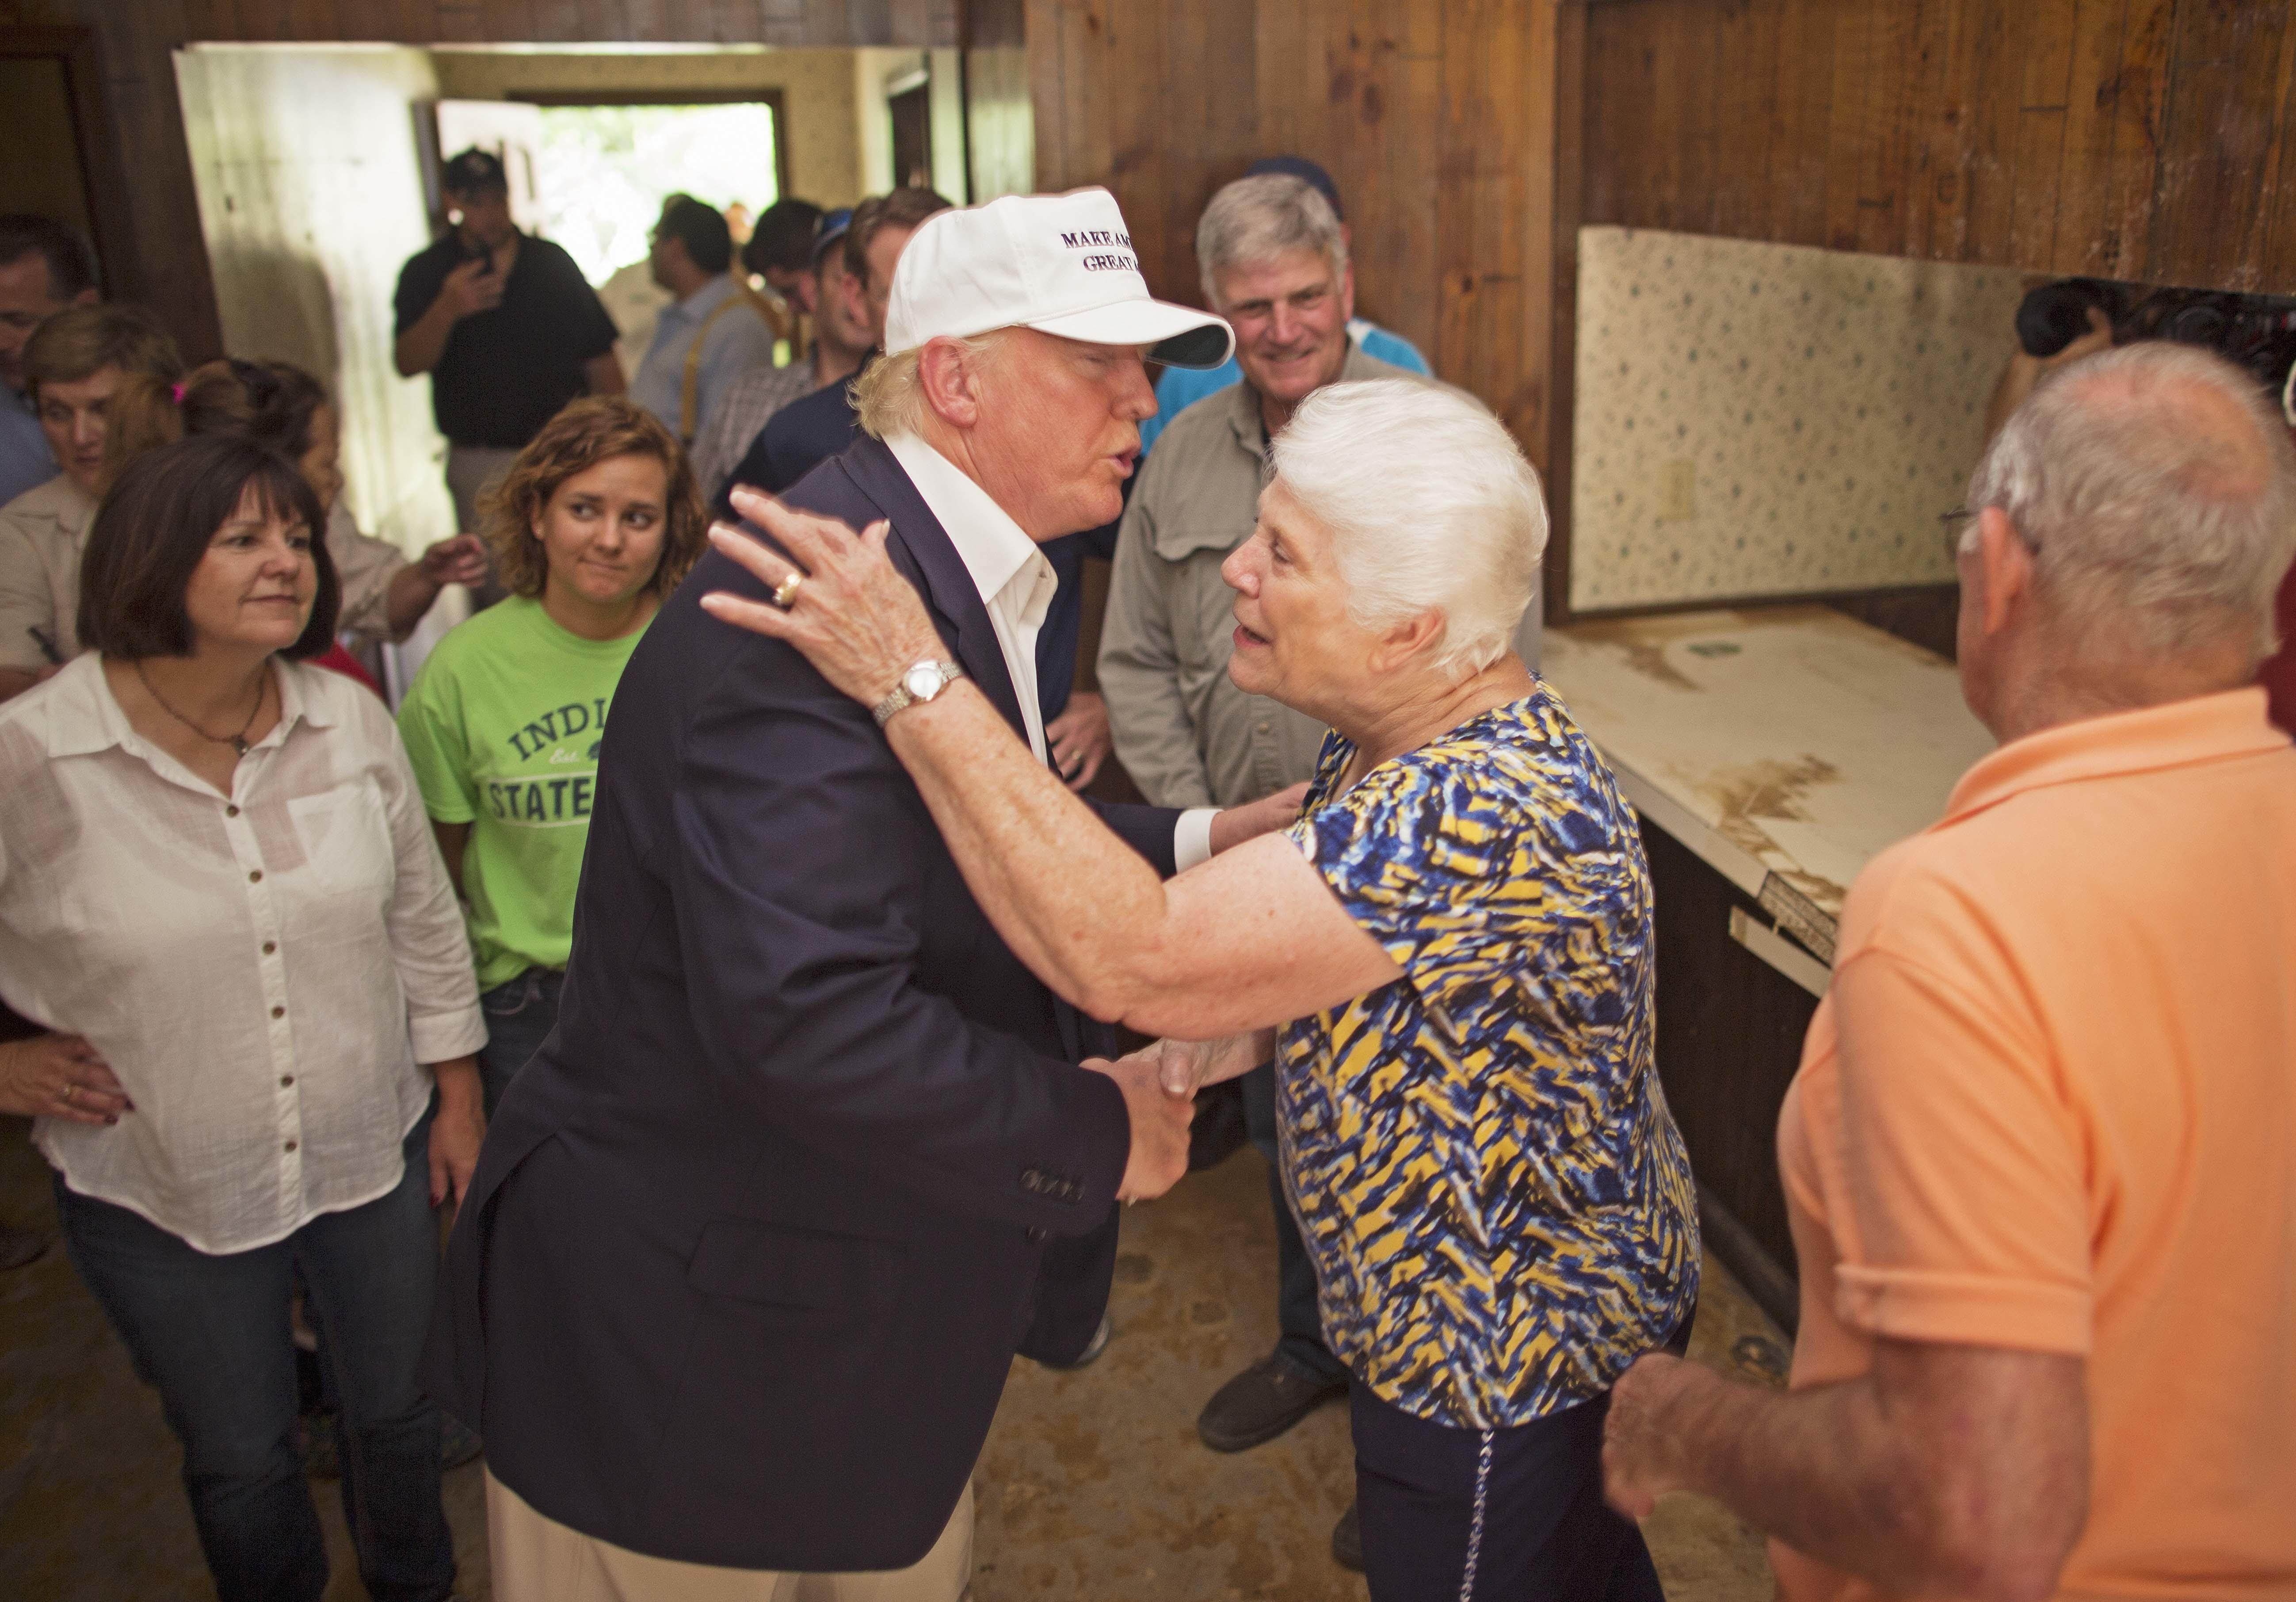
[1273,378,1546,679]
[1969,340,2296,662]
[1196,174,1348,307]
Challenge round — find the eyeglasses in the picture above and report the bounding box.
[1939,507,1975,562]
[1940,506,2040,563]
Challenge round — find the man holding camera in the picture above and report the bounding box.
[394,149,625,548]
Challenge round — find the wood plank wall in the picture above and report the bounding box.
[1580,0,2296,294]
[963,0,1032,200]
[1028,0,1573,475]
[0,0,964,360]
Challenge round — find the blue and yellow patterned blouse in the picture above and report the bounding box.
[1278,687,1700,1429]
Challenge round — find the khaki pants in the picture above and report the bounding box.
[444,444,518,607]
[486,1471,974,1602]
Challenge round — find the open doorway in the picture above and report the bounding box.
[529,97,786,285]
[436,93,787,376]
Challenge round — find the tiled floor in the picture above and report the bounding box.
[0,1116,1789,1600]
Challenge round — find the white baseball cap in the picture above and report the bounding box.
[883,187,1234,369]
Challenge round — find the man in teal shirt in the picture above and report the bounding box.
[1136,157,1429,457]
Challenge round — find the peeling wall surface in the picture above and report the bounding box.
[1570,227,2027,614]
[175,45,454,558]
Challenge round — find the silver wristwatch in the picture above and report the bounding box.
[871,658,966,726]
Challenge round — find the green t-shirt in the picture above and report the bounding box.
[397,596,648,990]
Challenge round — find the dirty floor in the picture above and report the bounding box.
[0,1117,1789,1599]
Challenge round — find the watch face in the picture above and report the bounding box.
[904,662,946,700]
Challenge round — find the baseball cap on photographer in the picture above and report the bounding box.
[441,148,508,197]
[883,187,1234,369]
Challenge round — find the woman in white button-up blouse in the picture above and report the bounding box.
[0,433,487,1602]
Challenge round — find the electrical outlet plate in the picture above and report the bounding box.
[1660,458,1695,522]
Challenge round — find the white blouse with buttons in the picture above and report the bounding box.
[0,654,485,1253]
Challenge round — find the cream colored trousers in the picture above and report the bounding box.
[486,1470,974,1602]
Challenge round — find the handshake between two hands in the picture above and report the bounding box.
[1084,1034,1267,1204]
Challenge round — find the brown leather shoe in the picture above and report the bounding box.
[1196,1350,1347,1452]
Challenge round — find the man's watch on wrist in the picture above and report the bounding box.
[872,658,967,727]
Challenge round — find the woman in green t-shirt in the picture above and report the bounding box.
[398,397,706,1111]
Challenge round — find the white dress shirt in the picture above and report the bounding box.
[883,432,1217,869]
[0,655,486,1253]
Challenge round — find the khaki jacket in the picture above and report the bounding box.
[0,473,96,670]
[1098,346,1539,808]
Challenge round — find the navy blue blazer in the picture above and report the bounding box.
[427,435,1179,1572]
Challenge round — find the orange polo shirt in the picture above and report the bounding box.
[1773,688,2296,1602]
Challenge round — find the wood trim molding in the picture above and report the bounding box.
[0,25,139,311]
[1543,1,1589,626]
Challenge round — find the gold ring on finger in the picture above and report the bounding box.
[61,1082,76,1107]
[773,574,804,609]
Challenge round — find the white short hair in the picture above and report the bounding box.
[1971,341,2296,661]
[1271,379,1547,679]
[1195,174,1347,307]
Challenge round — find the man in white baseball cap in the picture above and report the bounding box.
[439,187,1301,1602]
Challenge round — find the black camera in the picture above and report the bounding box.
[2017,277,2296,402]
[2015,278,2128,358]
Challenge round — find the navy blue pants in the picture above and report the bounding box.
[1353,1385,1666,1602]
[1240,1060,1349,1384]
[477,967,564,1118]
[57,1109,454,1602]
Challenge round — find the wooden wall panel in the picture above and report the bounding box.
[1582,0,2296,293]
[1029,0,1570,473]
[962,0,1033,201]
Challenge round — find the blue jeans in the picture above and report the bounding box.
[478,967,563,1117]
[56,1109,454,1602]
[1241,1060,1348,1384]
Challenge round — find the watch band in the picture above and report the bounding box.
[871,658,966,727]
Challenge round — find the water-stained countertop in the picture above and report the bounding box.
[1541,605,1995,953]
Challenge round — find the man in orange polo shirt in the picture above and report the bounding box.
[1602,341,2296,1602]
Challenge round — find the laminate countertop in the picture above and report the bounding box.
[1541,605,1996,974]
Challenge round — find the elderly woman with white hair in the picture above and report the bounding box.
[705,378,1700,1601]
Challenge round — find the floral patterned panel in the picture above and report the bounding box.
[1570,227,2028,613]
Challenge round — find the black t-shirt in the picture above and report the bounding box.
[394,231,620,449]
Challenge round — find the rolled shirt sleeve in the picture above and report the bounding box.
[362,690,487,1064]
[326,503,413,646]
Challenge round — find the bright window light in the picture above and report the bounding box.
[534,103,779,287]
